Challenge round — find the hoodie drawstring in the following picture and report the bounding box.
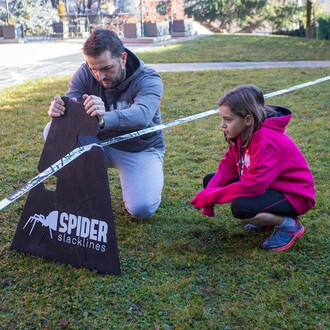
[235,139,243,181]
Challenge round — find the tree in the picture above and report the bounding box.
[184,0,304,33]
[9,0,58,35]
[184,0,236,31]
[263,1,304,31]
[305,0,316,38]
[0,6,8,24]
[167,0,185,20]
[143,0,164,23]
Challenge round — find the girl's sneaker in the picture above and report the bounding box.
[262,218,304,251]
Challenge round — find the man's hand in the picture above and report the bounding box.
[48,96,78,118]
[83,94,105,118]
[48,96,66,118]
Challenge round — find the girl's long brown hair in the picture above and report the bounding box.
[219,85,275,147]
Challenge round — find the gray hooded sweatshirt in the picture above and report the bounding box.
[66,48,165,152]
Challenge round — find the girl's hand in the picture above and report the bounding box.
[190,190,209,209]
[202,207,215,217]
[191,191,215,217]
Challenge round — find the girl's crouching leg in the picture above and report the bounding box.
[231,198,284,226]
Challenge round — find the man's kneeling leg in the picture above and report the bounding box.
[105,146,164,220]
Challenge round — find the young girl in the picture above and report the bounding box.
[190,85,315,251]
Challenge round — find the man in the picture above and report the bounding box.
[46,29,165,220]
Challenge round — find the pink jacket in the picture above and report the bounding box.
[190,106,315,217]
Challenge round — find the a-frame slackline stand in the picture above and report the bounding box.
[11,98,121,275]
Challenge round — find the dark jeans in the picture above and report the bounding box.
[203,173,299,219]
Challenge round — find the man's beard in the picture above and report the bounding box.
[102,65,126,89]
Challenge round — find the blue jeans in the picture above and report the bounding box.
[78,135,164,220]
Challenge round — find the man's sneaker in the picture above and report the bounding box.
[244,224,272,231]
[262,218,304,251]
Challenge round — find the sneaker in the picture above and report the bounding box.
[262,218,304,251]
[244,224,272,231]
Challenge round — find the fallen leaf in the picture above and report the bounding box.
[199,285,215,294]
[60,317,69,328]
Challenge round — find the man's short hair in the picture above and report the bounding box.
[83,29,125,59]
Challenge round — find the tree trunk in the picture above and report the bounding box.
[306,0,316,38]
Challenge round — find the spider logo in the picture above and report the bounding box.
[23,211,59,239]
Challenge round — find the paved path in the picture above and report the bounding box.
[148,61,330,72]
[1,38,329,89]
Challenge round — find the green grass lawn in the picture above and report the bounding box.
[135,34,330,63]
[0,67,329,328]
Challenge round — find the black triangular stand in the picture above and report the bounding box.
[11,97,121,275]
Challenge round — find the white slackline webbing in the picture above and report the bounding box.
[0,75,329,211]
